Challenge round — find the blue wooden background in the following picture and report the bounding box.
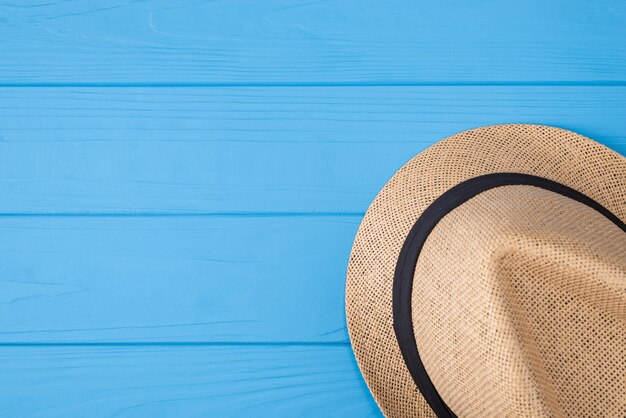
[1,1,625,416]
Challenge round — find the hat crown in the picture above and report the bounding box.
[412,185,626,417]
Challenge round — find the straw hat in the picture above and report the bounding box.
[346,124,625,418]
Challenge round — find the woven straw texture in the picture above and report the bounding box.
[346,124,626,418]
[413,186,625,417]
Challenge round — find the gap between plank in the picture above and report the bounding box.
[0,212,365,218]
[0,341,351,347]
[1,81,625,88]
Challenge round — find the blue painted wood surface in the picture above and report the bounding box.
[0,216,358,343]
[1,87,624,214]
[2,0,626,84]
[1,1,625,417]
[2,345,380,417]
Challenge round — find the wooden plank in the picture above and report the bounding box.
[0,215,359,343]
[0,344,382,417]
[1,86,625,214]
[1,1,625,84]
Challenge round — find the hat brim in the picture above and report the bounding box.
[345,124,626,418]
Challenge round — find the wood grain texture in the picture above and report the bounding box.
[1,0,625,84]
[1,86,625,214]
[0,344,382,417]
[0,215,358,343]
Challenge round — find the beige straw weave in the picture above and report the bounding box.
[346,124,626,417]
